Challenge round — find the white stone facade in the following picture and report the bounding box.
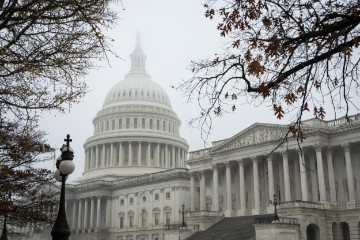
[63,36,191,240]
[187,115,360,239]
[10,37,360,240]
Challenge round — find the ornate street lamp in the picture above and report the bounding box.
[269,194,279,221]
[0,216,8,240]
[51,134,75,240]
[178,204,188,228]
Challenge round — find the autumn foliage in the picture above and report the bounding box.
[179,0,360,142]
[0,119,57,230]
[0,0,119,230]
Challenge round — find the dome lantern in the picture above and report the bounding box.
[129,31,146,73]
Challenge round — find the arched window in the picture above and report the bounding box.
[119,118,122,129]
[142,118,145,129]
[306,223,320,240]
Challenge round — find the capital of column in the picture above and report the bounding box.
[237,160,244,166]
[211,163,219,170]
[326,145,332,154]
[250,156,258,162]
[280,150,289,158]
[342,143,351,152]
[224,161,232,167]
[314,143,322,152]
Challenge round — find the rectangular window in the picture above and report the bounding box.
[126,118,130,129]
[130,198,134,204]
[134,118,138,129]
[129,216,134,227]
[154,213,159,226]
[149,119,153,129]
[163,121,165,131]
[165,212,171,225]
[142,118,145,129]
[106,121,109,131]
[157,120,159,130]
[120,217,124,228]
[112,119,115,130]
[120,199,124,205]
[166,192,170,199]
[154,194,159,201]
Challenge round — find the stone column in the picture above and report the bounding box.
[129,142,133,166]
[138,142,142,166]
[252,157,261,214]
[91,147,95,169]
[326,147,337,202]
[225,162,233,216]
[190,173,195,211]
[165,144,168,167]
[119,142,123,166]
[314,144,327,202]
[157,143,161,166]
[77,199,82,229]
[343,143,355,203]
[172,146,175,167]
[106,197,111,228]
[298,149,308,201]
[96,197,101,229]
[90,197,95,229]
[147,142,151,166]
[72,200,77,230]
[95,145,99,167]
[238,161,246,215]
[85,149,89,170]
[212,164,219,212]
[177,148,181,168]
[267,155,275,201]
[110,143,114,166]
[83,198,88,230]
[282,151,291,201]
[200,171,206,211]
[102,144,106,167]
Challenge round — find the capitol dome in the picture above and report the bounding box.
[80,34,188,181]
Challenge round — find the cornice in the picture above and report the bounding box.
[67,169,190,194]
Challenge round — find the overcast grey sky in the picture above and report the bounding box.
[39,0,334,181]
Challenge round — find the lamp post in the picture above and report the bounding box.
[178,204,188,228]
[269,194,279,221]
[0,216,8,240]
[51,134,75,240]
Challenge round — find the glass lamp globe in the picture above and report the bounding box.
[54,170,68,182]
[54,170,62,182]
[59,160,75,175]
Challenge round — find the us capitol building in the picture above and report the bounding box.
[14,37,360,240]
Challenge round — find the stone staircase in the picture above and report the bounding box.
[186,214,275,240]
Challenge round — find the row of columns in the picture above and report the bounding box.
[84,142,186,170]
[70,196,104,231]
[190,143,356,215]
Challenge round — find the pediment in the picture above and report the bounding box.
[212,123,287,153]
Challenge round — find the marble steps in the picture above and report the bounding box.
[186,214,275,240]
